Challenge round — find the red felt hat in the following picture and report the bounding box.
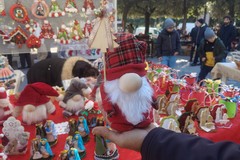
[15,82,59,106]
[105,33,147,81]
[0,87,7,99]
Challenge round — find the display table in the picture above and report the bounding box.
[211,62,240,83]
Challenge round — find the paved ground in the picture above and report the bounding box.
[18,55,240,92]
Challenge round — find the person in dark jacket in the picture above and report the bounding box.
[156,18,181,68]
[27,56,99,87]
[19,53,32,69]
[93,124,240,160]
[190,18,207,66]
[219,16,237,53]
[198,28,226,82]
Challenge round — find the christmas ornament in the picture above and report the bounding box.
[9,0,30,23]
[3,25,28,48]
[64,0,78,13]
[83,20,92,38]
[54,24,71,44]
[71,20,84,41]
[82,0,95,17]
[39,20,54,39]
[25,20,42,49]
[31,0,49,19]
[0,0,6,16]
[49,0,65,17]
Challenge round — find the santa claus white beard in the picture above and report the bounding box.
[65,98,84,113]
[104,77,153,125]
[22,105,47,125]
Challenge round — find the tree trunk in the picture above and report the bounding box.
[227,0,235,20]
[122,6,130,31]
[144,10,151,35]
[182,0,187,32]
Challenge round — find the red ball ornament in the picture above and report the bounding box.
[26,35,41,49]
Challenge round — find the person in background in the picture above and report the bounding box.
[156,18,181,68]
[197,28,226,82]
[219,16,237,59]
[92,124,240,160]
[19,53,32,69]
[126,23,134,34]
[190,18,207,66]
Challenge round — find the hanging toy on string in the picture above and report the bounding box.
[82,0,95,17]
[83,20,92,38]
[25,20,42,49]
[40,20,55,39]
[49,0,65,18]
[9,0,30,23]
[64,0,78,13]
[54,24,71,44]
[31,0,49,19]
[3,26,28,48]
[71,20,85,41]
[0,0,6,16]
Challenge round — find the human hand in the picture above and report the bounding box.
[92,123,156,152]
[202,57,206,62]
[174,52,179,56]
[158,57,162,61]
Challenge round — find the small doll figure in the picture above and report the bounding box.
[44,120,58,146]
[36,3,45,16]
[39,138,54,159]
[64,136,73,151]
[73,132,86,158]
[68,118,78,136]
[83,20,92,38]
[77,116,90,142]
[96,117,105,126]
[0,87,13,125]
[30,138,42,160]
[59,150,68,160]
[36,122,47,139]
[68,148,81,160]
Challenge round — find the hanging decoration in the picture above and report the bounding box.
[82,0,95,17]
[3,25,28,48]
[54,24,71,44]
[48,0,65,17]
[39,20,54,39]
[31,0,49,19]
[83,20,92,38]
[64,0,78,13]
[25,20,41,49]
[9,0,30,23]
[0,0,6,16]
[70,20,84,41]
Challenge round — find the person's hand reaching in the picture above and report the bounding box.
[92,123,156,152]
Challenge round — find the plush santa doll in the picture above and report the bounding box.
[0,87,13,125]
[95,33,157,132]
[13,82,59,125]
[59,77,92,117]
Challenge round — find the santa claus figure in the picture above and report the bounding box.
[83,20,92,38]
[59,77,92,117]
[96,33,157,132]
[0,87,13,125]
[13,82,59,125]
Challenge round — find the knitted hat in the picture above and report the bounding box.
[0,87,7,99]
[105,33,147,81]
[204,27,216,39]
[163,18,175,29]
[15,82,59,106]
[63,78,91,103]
[197,18,205,24]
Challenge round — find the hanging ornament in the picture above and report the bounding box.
[31,0,49,19]
[49,0,65,18]
[83,20,92,38]
[82,0,95,17]
[0,0,6,16]
[54,24,71,44]
[71,20,84,41]
[64,0,78,13]
[39,20,54,39]
[25,20,42,49]
[9,0,30,23]
[3,25,28,48]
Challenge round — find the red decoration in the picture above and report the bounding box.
[83,20,92,38]
[31,0,49,19]
[9,0,30,23]
[40,20,54,39]
[26,34,41,49]
[3,26,28,48]
[0,0,6,16]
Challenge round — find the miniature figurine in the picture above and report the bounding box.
[30,137,42,160]
[196,107,215,132]
[68,118,78,136]
[36,122,47,139]
[68,148,81,160]
[0,87,13,125]
[39,138,54,159]
[77,116,90,142]
[73,132,86,158]
[64,136,74,151]
[44,120,58,146]
[59,150,68,160]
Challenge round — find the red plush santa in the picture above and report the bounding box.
[13,82,59,125]
[0,87,13,125]
[96,33,157,132]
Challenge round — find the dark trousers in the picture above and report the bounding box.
[198,65,213,82]
[193,44,200,64]
[19,53,32,68]
[189,45,196,62]
[3,54,13,66]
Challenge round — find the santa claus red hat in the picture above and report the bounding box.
[15,82,59,106]
[105,33,147,81]
[0,87,7,99]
